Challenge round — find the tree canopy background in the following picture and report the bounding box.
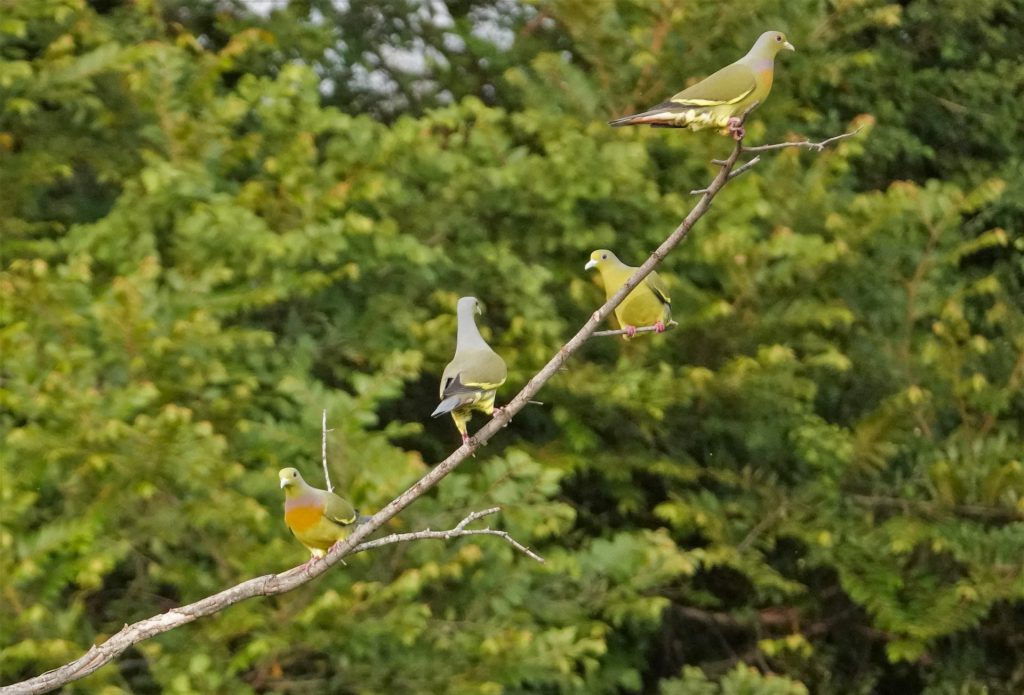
[2,0,1022,692]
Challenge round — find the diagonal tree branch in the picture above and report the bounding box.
[1,118,859,695]
[1,509,540,695]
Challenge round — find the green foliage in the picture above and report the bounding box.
[2,0,1022,693]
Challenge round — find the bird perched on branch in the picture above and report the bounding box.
[432,296,507,444]
[279,467,366,567]
[609,30,795,139]
[586,250,672,339]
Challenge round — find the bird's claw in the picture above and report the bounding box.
[625,325,637,338]
[727,117,745,141]
[654,320,666,333]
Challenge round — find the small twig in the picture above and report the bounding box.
[591,320,679,338]
[352,507,545,563]
[691,126,860,196]
[742,127,862,154]
[727,155,761,181]
[321,409,333,492]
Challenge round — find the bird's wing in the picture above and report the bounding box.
[322,491,358,527]
[442,349,507,396]
[644,271,672,306]
[439,359,459,398]
[668,62,757,107]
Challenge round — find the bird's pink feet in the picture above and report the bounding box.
[625,325,637,338]
[461,433,470,445]
[301,556,320,575]
[727,117,745,141]
[654,320,666,333]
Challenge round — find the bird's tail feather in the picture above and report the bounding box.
[608,113,639,127]
[431,395,468,417]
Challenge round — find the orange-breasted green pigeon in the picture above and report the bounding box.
[431,296,507,444]
[586,250,672,339]
[279,467,366,566]
[610,30,795,139]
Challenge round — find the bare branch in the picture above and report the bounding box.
[591,320,679,338]
[351,507,545,563]
[690,126,862,196]
[742,127,862,154]
[321,409,333,492]
[2,111,858,695]
[727,155,762,181]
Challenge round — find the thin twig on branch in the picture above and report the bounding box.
[726,155,762,181]
[691,129,859,194]
[742,128,862,154]
[1,114,859,695]
[321,409,333,492]
[352,507,545,563]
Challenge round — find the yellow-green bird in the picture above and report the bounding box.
[609,30,795,139]
[279,467,365,566]
[432,296,507,444]
[586,250,672,338]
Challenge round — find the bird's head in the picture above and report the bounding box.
[753,30,795,57]
[279,467,303,490]
[457,296,483,316]
[585,249,619,271]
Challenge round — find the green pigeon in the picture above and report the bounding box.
[609,30,795,139]
[586,249,672,339]
[279,467,367,566]
[432,296,507,444]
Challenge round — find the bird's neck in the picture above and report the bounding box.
[456,306,488,350]
[284,485,316,504]
[600,260,631,281]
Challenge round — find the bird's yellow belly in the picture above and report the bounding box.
[616,291,668,328]
[285,507,345,552]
